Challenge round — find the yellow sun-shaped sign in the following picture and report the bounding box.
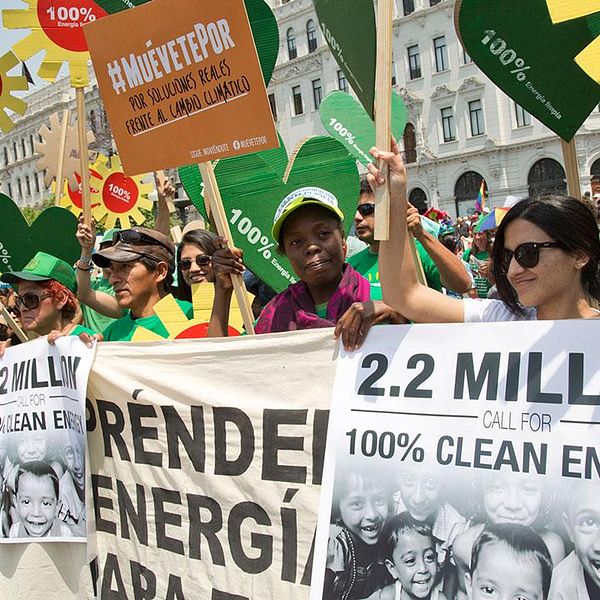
[36,110,94,191]
[91,154,154,229]
[131,285,251,341]
[0,51,28,133]
[56,159,104,215]
[546,0,600,83]
[2,0,108,87]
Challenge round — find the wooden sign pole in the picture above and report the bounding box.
[0,304,27,343]
[373,0,393,241]
[55,95,70,206]
[560,138,582,198]
[75,87,91,226]
[198,161,255,335]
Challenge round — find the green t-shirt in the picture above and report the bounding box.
[347,243,441,301]
[81,277,119,333]
[72,324,97,336]
[102,299,193,341]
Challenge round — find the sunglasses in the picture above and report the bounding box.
[114,230,172,253]
[15,292,53,311]
[178,255,211,271]
[501,242,563,272]
[357,203,375,217]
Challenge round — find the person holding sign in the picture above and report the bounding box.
[76,221,124,331]
[91,228,192,341]
[349,179,471,300]
[211,188,403,346]
[372,141,600,324]
[0,252,96,354]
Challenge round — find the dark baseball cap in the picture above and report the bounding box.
[92,227,174,268]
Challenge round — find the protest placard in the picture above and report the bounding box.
[0,193,80,272]
[0,50,28,133]
[319,92,408,167]
[83,0,278,175]
[312,321,600,600]
[0,337,95,544]
[82,330,335,599]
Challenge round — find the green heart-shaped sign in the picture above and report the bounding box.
[320,91,409,166]
[179,134,289,221]
[314,0,376,118]
[455,0,600,140]
[0,194,80,273]
[209,137,360,293]
[92,0,279,88]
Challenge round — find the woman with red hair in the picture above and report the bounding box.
[0,252,95,349]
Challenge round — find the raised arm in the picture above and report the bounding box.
[154,176,175,237]
[373,143,465,323]
[75,218,123,318]
[406,204,472,294]
[207,238,244,337]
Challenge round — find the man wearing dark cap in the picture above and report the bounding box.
[92,227,192,341]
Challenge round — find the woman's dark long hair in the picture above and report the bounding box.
[493,195,600,315]
[173,229,218,302]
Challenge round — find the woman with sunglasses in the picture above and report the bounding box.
[370,141,600,324]
[173,228,218,303]
[0,252,96,353]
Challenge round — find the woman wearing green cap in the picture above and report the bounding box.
[212,187,402,349]
[0,252,96,353]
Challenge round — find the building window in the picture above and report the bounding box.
[29,134,35,154]
[430,0,442,5]
[287,28,297,60]
[409,188,428,213]
[307,19,318,53]
[268,93,277,121]
[25,175,31,196]
[528,158,566,199]
[514,103,531,127]
[21,138,26,157]
[462,48,472,64]
[7,183,12,198]
[292,85,303,115]
[12,141,17,161]
[454,171,484,216]
[441,107,455,142]
[312,79,322,110]
[3,148,7,166]
[17,177,22,199]
[34,173,40,193]
[468,99,485,136]
[391,55,397,86]
[403,123,417,164]
[403,0,415,15]
[407,45,421,80]
[338,70,348,93]
[433,36,448,72]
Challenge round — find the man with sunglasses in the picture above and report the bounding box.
[348,179,471,302]
[91,227,192,341]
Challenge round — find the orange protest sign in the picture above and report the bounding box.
[83,0,278,175]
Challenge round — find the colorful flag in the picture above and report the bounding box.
[474,179,487,213]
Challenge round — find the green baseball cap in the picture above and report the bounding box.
[1,252,77,293]
[101,228,121,246]
[271,186,344,244]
